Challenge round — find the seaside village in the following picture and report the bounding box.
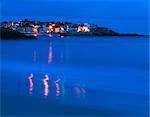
[0,19,100,35]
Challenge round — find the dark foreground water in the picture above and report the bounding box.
[1,36,149,116]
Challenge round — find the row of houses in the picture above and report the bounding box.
[0,19,98,34]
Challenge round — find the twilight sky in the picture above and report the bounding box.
[0,0,149,34]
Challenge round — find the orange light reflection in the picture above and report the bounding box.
[28,73,34,95]
[43,74,49,97]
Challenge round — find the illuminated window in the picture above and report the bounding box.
[33,27,37,33]
[55,28,60,33]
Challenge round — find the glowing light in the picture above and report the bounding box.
[49,34,53,37]
[11,22,14,26]
[43,74,49,97]
[30,24,34,27]
[61,82,65,97]
[34,25,38,28]
[55,82,60,97]
[77,26,82,32]
[61,27,64,31]
[34,34,37,37]
[48,25,54,32]
[84,26,90,32]
[49,25,53,29]
[33,27,37,33]
[55,28,60,33]
[66,26,69,31]
[60,27,65,33]
[55,77,61,97]
[28,73,34,95]
[78,26,90,32]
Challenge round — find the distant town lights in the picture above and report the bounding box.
[49,25,53,29]
[33,28,37,33]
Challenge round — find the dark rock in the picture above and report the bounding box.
[0,27,36,39]
[119,34,144,36]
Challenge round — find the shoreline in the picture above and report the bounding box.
[0,27,37,39]
[0,27,147,40]
[0,19,146,39]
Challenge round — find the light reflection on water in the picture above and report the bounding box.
[28,73,34,95]
[43,74,49,97]
[27,42,86,99]
[48,43,53,64]
[1,37,149,116]
[74,86,86,98]
[27,73,86,98]
[33,50,36,63]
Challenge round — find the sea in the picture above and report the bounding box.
[0,36,149,116]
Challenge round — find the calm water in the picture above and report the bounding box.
[1,36,149,116]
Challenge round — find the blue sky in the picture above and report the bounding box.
[1,0,149,34]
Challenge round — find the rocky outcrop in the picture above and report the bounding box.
[119,34,144,36]
[0,27,36,39]
[92,27,119,36]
